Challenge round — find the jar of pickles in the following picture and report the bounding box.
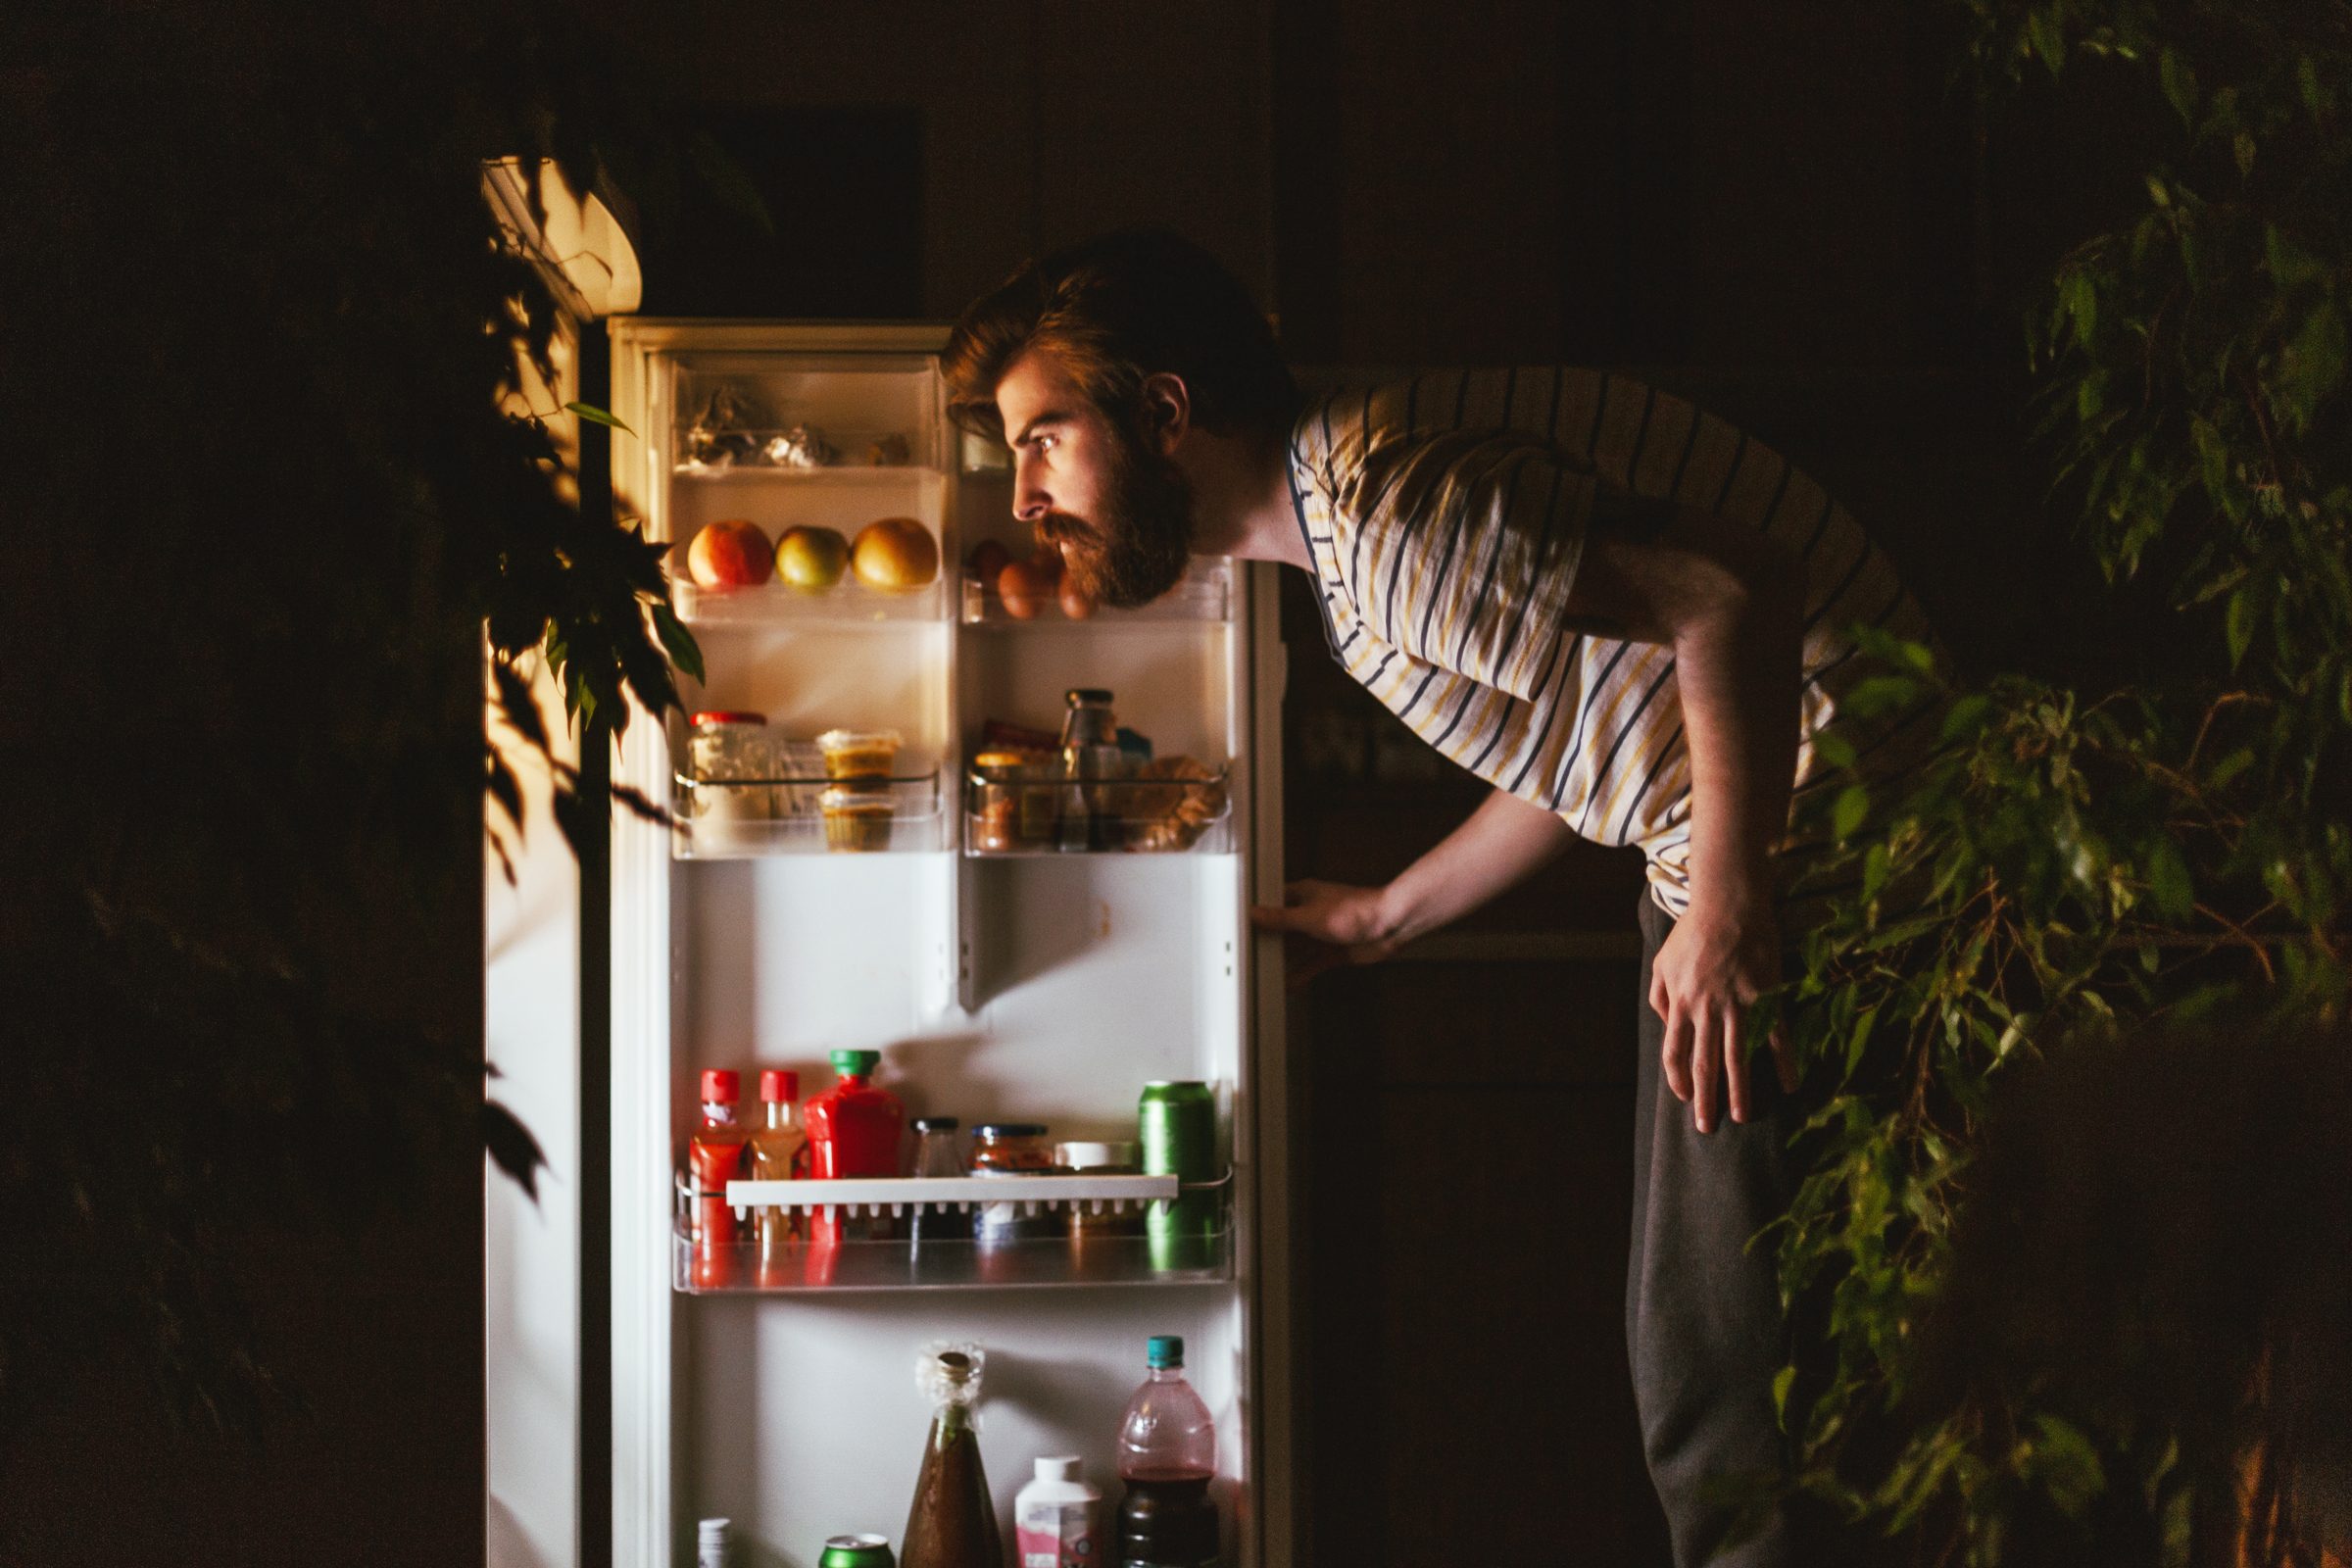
[686,710,773,827]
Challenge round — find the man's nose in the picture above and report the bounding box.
[1013,480,1049,523]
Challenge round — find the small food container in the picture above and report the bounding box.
[1058,1140,1146,1242]
[815,728,903,780]
[969,749,1053,853]
[685,710,773,827]
[970,1123,1062,1248]
[818,785,896,852]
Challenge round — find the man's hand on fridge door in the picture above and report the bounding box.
[1248,879,1405,989]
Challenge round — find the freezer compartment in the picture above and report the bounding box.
[672,769,944,858]
[959,559,1233,626]
[672,1173,1234,1293]
[672,356,944,473]
[963,763,1232,857]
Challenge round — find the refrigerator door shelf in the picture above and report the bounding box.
[671,1221,1234,1294]
[723,1173,1181,1208]
[672,573,948,627]
[959,559,1233,626]
[671,769,943,858]
[962,765,1233,858]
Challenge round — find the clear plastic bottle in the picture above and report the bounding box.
[1117,1335,1215,1480]
[1114,1336,1217,1567]
[909,1117,971,1246]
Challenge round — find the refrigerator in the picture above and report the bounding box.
[587,319,1296,1568]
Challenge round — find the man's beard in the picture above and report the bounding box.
[1038,423,1196,609]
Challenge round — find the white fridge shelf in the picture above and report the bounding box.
[959,560,1232,626]
[673,573,947,626]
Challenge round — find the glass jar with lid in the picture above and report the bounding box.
[969,1122,1060,1246]
[970,750,1052,853]
[686,710,773,827]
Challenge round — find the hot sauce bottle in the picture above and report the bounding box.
[749,1068,807,1287]
[688,1069,752,1290]
[805,1049,906,1254]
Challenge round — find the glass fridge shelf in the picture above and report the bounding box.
[672,1174,1234,1294]
[958,559,1231,627]
[673,573,947,627]
[671,768,943,858]
[671,426,939,476]
[962,764,1233,857]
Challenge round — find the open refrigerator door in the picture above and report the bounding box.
[604,321,1291,1568]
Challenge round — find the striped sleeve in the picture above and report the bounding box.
[1335,427,1597,702]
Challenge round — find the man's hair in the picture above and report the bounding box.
[943,228,1298,443]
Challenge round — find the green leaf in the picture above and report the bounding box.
[2158,48,2196,130]
[2028,11,2066,75]
[564,401,635,436]
[2147,837,2193,922]
[2226,589,2255,668]
[1937,693,1993,744]
[2232,129,2255,179]
[1833,786,1870,841]
[2143,172,2170,208]
[649,599,705,684]
[2278,303,2347,425]
[1772,1364,1797,1429]
[2028,1412,2108,1518]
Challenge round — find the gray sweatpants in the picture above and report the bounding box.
[1629,894,1834,1566]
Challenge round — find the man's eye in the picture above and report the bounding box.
[1035,433,1059,453]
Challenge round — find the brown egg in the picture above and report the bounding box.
[1059,583,1097,620]
[965,538,1012,585]
[998,558,1054,620]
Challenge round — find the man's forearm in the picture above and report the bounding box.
[1374,787,1578,946]
[1677,561,1804,914]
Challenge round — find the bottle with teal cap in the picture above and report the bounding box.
[1114,1335,1218,1566]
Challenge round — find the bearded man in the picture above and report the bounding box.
[944,229,1937,1567]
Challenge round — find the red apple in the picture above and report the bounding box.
[685,519,774,588]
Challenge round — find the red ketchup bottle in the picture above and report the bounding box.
[687,1069,752,1290]
[805,1049,906,1258]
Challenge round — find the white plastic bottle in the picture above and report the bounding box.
[1014,1455,1102,1568]
[696,1517,730,1568]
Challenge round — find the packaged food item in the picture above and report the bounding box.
[806,1049,906,1249]
[1124,758,1229,854]
[971,1123,1062,1249]
[1057,689,1130,852]
[763,422,838,467]
[751,1069,807,1277]
[820,785,897,852]
[807,1050,905,1179]
[1015,1457,1102,1568]
[678,383,761,471]
[816,728,904,780]
[866,432,911,466]
[687,1070,752,1289]
[1059,1141,1146,1245]
[970,749,1057,853]
[1114,1337,1219,1568]
[901,1346,1004,1568]
[908,1117,972,1247]
[686,711,774,829]
[979,717,1061,757]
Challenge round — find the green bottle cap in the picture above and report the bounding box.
[1147,1334,1184,1369]
[830,1049,880,1076]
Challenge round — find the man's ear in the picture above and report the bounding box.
[1137,372,1192,456]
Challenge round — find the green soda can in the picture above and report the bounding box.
[818,1535,896,1568]
[1139,1080,1219,1246]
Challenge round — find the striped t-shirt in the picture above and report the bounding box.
[1285,367,1939,926]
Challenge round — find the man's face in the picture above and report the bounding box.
[994,349,1195,608]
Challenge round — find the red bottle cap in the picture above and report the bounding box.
[700,1068,740,1102]
[759,1068,800,1102]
